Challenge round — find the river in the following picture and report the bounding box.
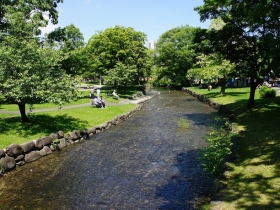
[0,89,218,210]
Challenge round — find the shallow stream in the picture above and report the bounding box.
[0,89,218,209]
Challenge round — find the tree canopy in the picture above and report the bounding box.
[47,24,86,75]
[153,25,199,87]
[86,25,149,89]
[0,2,80,122]
[195,0,280,108]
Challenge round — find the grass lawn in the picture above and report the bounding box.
[188,86,280,210]
[0,85,143,149]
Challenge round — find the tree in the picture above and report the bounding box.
[86,25,149,89]
[0,0,63,33]
[187,53,235,94]
[195,0,280,108]
[0,5,80,122]
[47,24,86,75]
[154,25,199,87]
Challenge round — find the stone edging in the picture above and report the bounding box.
[0,103,144,176]
[182,87,234,118]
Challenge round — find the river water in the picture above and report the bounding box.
[0,89,218,210]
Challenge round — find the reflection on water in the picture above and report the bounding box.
[0,89,218,210]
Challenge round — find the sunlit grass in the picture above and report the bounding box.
[186,86,280,209]
[0,104,136,149]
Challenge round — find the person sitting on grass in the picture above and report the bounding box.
[112,90,119,100]
[100,96,106,108]
[93,96,102,108]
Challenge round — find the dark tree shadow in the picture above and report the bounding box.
[155,150,215,209]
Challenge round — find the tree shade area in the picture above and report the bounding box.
[195,0,280,108]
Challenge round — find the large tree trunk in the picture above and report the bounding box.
[219,78,226,95]
[247,79,257,108]
[17,101,28,122]
[123,81,127,93]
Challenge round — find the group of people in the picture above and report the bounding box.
[90,87,120,108]
[90,87,105,108]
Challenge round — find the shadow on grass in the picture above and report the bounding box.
[0,113,89,138]
[212,96,280,209]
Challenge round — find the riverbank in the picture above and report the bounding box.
[184,86,280,210]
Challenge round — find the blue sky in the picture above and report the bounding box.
[43,0,210,43]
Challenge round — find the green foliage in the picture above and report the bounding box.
[0,8,81,121]
[259,86,276,98]
[154,25,199,86]
[195,0,280,107]
[47,24,86,75]
[51,139,60,151]
[199,127,232,176]
[86,26,150,85]
[178,118,189,130]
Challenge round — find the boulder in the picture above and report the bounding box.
[39,146,52,156]
[66,131,80,141]
[6,144,24,157]
[57,131,64,139]
[58,138,67,149]
[33,138,43,150]
[0,149,5,158]
[79,129,89,139]
[0,155,16,174]
[21,141,35,153]
[25,151,42,163]
[15,154,25,162]
[49,133,58,140]
[41,136,54,146]
[88,127,96,134]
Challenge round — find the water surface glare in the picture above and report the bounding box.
[0,90,218,209]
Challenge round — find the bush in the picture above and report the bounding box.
[259,86,276,98]
[198,127,233,176]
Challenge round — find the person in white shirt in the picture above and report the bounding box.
[93,96,102,108]
[112,90,119,100]
[96,88,101,97]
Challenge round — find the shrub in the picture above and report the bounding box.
[259,86,276,98]
[198,127,233,176]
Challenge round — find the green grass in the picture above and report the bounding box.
[188,86,280,209]
[0,104,136,149]
[0,85,144,149]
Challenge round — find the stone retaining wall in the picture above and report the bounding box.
[182,87,234,117]
[0,103,143,175]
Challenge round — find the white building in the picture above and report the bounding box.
[148,40,156,49]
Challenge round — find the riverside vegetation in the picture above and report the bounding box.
[188,86,280,210]
[0,86,141,149]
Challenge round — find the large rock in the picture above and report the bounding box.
[57,131,64,139]
[15,154,25,162]
[41,136,54,146]
[49,133,58,140]
[0,150,5,158]
[58,138,67,149]
[6,144,24,157]
[21,141,35,153]
[39,146,52,156]
[25,151,42,163]
[33,138,43,150]
[0,155,16,174]
[66,131,80,141]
